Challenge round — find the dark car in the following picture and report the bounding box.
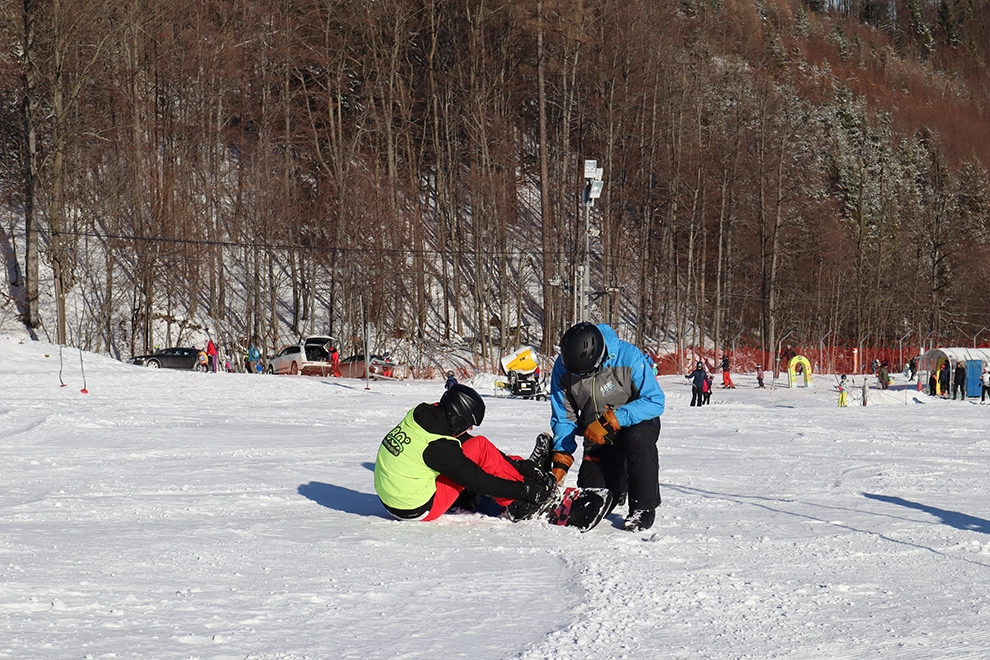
[339,354,395,379]
[130,347,201,370]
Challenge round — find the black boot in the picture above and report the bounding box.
[623,508,656,532]
[528,432,553,473]
[505,470,559,522]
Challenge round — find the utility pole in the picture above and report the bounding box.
[581,160,604,323]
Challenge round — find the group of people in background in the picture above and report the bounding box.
[683,350,990,404]
[925,360,990,401]
[195,338,229,373]
[685,354,740,406]
[685,361,713,407]
[176,338,258,374]
[192,339,345,377]
[919,359,990,402]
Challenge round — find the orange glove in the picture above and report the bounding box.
[584,409,620,445]
[550,451,574,485]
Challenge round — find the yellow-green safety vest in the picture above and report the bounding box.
[374,408,460,511]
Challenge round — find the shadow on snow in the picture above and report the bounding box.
[864,493,990,534]
[298,481,390,519]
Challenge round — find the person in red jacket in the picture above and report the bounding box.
[206,338,219,373]
[328,345,341,377]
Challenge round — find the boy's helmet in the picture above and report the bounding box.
[440,384,485,435]
[560,322,606,376]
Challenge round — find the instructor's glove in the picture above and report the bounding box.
[584,409,620,445]
[550,451,574,486]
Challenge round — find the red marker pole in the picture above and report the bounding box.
[79,348,89,394]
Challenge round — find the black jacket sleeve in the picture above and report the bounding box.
[422,438,528,500]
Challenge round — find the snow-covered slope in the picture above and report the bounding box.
[2,337,989,659]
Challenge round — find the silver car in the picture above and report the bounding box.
[266,336,335,376]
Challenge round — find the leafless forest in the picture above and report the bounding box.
[2,0,989,371]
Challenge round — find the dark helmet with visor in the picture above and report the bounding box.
[560,322,606,376]
[440,384,486,435]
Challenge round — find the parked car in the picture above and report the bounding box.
[339,354,396,379]
[267,336,335,376]
[130,347,202,370]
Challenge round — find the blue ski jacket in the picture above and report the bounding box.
[550,324,665,455]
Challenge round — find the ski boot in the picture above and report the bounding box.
[528,432,553,473]
[505,470,559,522]
[623,508,656,532]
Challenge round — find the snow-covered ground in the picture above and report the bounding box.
[2,337,990,659]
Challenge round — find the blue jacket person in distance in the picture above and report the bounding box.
[549,322,665,531]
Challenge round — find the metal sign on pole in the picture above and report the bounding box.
[581,160,604,323]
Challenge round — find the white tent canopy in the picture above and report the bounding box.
[918,347,990,375]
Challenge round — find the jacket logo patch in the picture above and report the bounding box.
[601,381,616,396]
[382,425,411,456]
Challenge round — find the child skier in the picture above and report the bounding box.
[837,375,848,407]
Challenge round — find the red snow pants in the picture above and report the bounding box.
[423,435,524,521]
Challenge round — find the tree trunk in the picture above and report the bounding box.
[20,0,40,330]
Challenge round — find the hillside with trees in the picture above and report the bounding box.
[1,0,989,371]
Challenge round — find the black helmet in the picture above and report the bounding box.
[560,322,606,376]
[440,384,485,435]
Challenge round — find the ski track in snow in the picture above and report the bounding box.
[2,338,990,659]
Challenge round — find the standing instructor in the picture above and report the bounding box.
[549,322,666,531]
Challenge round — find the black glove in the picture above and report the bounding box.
[508,457,542,480]
[519,473,553,504]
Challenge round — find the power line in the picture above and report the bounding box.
[10,227,990,323]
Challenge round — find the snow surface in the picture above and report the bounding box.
[2,337,990,659]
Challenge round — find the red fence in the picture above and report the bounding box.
[649,346,931,376]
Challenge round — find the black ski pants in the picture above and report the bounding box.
[577,417,661,513]
[690,386,703,407]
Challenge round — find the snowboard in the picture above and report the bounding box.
[548,487,615,532]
